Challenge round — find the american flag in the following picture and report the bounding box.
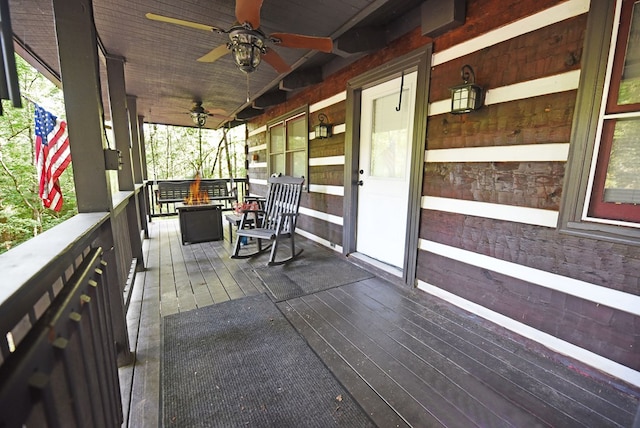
[34,104,71,211]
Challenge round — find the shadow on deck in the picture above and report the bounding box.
[120,218,640,427]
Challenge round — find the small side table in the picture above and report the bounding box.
[224,213,255,242]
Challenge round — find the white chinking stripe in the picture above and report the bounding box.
[248,125,267,137]
[310,123,346,140]
[310,92,347,113]
[298,206,343,226]
[295,228,343,253]
[309,184,344,196]
[309,156,345,166]
[422,196,559,228]
[425,143,570,163]
[248,162,267,169]
[248,178,268,186]
[417,280,640,388]
[419,239,640,317]
[248,143,266,152]
[432,0,590,66]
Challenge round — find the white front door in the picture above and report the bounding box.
[356,71,417,269]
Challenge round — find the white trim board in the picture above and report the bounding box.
[425,143,570,163]
[416,280,640,388]
[295,228,343,253]
[248,162,267,169]
[299,206,343,226]
[432,0,590,66]
[419,239,640,317]
[422,196,559,228]
[429,70,581,116]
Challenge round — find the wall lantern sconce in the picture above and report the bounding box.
[315,113,332,139]
[450,64,483,114]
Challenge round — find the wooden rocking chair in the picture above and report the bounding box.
[231,175,304,265]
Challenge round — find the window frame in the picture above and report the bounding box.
[559,0,640,245]
[266,106,309,190]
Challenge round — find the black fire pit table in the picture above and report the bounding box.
[176,202,223,244]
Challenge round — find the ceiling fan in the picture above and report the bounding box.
[146,0,333,74]
[188,101,233,127]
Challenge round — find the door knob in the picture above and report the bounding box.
[357,180,364,186]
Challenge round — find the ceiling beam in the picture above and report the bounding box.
[421,0,466,38]
[253,91,287,109]
[236,107,263,120]
[334,26,387,56]
[278,68,323,91]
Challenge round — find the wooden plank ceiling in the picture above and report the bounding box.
[8,0,425,129]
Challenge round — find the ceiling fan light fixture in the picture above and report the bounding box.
[190,103,208,127]
[230,28,265,73]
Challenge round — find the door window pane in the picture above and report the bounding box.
[370,90,410,179]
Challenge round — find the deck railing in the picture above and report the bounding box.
[0,189,142,426]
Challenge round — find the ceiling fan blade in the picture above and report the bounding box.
[197,44,230,63]
[207,108,229,117]
[262,48,291,74]
[235,0,263,29]
[270,33,333,53]
[145,13,219,32]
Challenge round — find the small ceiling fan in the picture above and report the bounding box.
[146,0,333,74]
[188,101,233,127]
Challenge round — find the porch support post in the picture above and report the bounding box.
[51,0,111,212]
[106,54,134,191]
[138,115,148,181]
[51,0,132,365]
[127,96,143,184]
[129,99,150,239]
[106,55,144,270]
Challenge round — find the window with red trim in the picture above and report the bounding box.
[588,0,640,223]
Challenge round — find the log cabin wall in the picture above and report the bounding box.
[246,0,640,386]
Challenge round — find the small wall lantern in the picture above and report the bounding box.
[450,64,483,114]
[315,113,332,139]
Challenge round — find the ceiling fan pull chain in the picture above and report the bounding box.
[246,73,250,102]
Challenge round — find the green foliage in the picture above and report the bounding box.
[0,56,76,253]
[145,122,246,180]
[1,55,248,254]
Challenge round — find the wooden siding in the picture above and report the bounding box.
[427,91,577,149]
[423,161,565,210]
[243,0,640,385]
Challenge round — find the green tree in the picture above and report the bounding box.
[0,56,76,253]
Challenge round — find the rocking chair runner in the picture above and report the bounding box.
[231,175,304,265]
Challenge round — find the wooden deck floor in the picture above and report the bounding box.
[120,218,640,427]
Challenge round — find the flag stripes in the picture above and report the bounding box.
[34,104,71,211]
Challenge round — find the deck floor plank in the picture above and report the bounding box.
[314,285,545,428]
[121,218,640,428]
[348,278,638,427]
